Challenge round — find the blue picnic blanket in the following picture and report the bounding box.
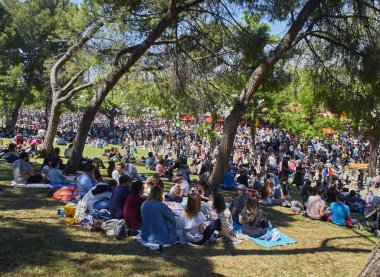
[233,223,297,248]
[51,183,77,188]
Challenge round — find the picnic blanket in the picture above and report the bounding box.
[11,182,54,189]
[233,223,297,248]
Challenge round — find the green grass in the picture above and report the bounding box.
[0,142,378,276]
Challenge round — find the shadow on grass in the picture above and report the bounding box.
[0,186,58,210]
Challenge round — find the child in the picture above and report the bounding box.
[48,161,68,184]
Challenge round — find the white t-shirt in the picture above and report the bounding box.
[179,180,189,196]
[179,212,206,242]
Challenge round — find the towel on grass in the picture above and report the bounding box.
[233,223,296,248]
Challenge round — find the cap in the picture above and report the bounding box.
[236,184,247,191]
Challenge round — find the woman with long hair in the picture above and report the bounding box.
[180,193,241,246]
[239,197,269,238]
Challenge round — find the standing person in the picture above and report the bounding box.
[12,152,43,184]
[110,175,132,219]
[293,163,304,190]
[140,186,177,244]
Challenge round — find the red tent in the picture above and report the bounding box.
[205,116,224,123]
[180,114,195,121]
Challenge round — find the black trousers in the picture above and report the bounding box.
[193,219,222,245]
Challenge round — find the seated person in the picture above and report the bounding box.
[221,168,234,190]
[345,190,365,214]
[48,161,68,184]
[306,188,326,220]
[125,158,139,180]
[63,143,73,158]
[144,173,164,195]
[155,159,167,177]
[12,152,43,184]
[41,158,52,183]
[92,158,105,182]
[111,162,127,186]
[239,196,269,238]
[124,180,146,230]
[330,193,358,226]
[140,186,177,244]
[231,184,249,223]
[236,166,249,186]
[180,193,241,246]
[77,164,97,198]
[110,175,133,219]
[209,193,241,243]
[167,173,189,202]
[82,182,113,215]
[4,143,19,163]
[197,180,213,202]
[145,152,155,170]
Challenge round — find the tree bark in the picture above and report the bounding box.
[208,0,321,187]
[368,136,379,177]
[43,101,61,153]
[9,86,28,133]
[66,0,205,173]
[359,241,380,277]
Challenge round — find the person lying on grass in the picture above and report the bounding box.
[180,193,241,246]
[239,196,269,238]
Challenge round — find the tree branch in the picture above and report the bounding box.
[57,83,93,104]
[60,70,85,94]
[50,20,104,93]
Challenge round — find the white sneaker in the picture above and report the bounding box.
[226,237,242,244]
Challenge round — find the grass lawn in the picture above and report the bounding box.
[0,142,378,276]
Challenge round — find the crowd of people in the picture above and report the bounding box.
[1,108,380,245]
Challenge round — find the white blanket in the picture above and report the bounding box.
[11,181,53,189]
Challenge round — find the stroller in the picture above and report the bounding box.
[358,196,380,238]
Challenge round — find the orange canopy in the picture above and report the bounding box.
[180,114,195,121]
[322,127,334,135]
[205,116,224,123]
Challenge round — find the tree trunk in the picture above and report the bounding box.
[9,88,27,133]
[209,102,245,188]
[109,114,115,131]
[65,3,194,173]
[43,101,61,153]
[359,241,380,277]
[208,0,320,189]
[368,136,379,177]
[250,111,257,150]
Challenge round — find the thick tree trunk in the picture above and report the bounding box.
[359,241,380,277]
[209,102,245,187]
[43,101,61,153]
[208,0,320,189]
[368,137,379,177]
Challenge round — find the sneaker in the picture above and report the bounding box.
[209,234,223,243]
[187,241,208,247]
[226,237,242,244]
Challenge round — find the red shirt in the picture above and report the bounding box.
[123,194,145,230]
